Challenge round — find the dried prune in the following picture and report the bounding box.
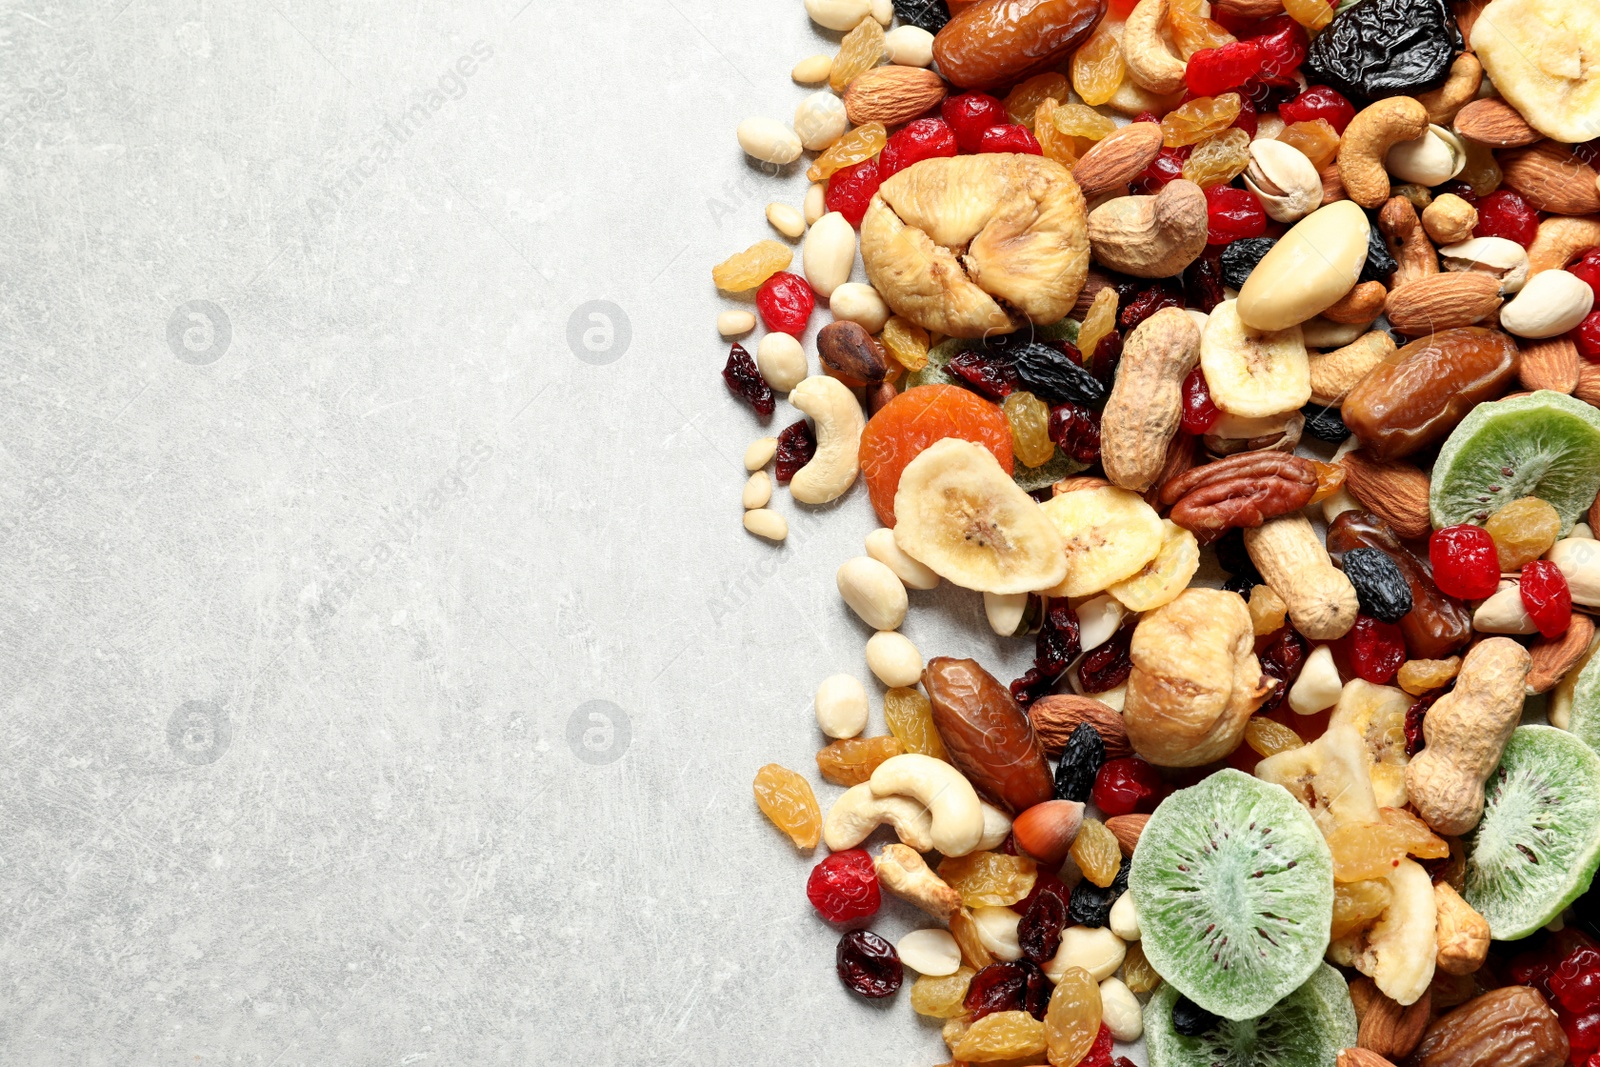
[1359,219,1399,285]
[1341,547,1413,624]
[1068,851,1129,926]
[893,0,950,34]
[1172,994,1220,1036]
[837,929,904,999]
[774,418,816,483]
[1184,250,1226,313]
[1302,404,1351,443]
[1005,341,1108,406]
[1078,625,1133,694]
[966,960,1051,1021]
[925,657,1056,813]
[1018,884,1069,965]
[948,348,1020,400]
[1327,511,1471,660]
[1257,626,1308,715]
[1219,236,1276,290]
[1302,0,1461,103]
[722,343,774,416]
[1054,723,1106,803]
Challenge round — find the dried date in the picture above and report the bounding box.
[925,656,1056,813]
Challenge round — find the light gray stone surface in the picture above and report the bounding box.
[0,1,1116,1062]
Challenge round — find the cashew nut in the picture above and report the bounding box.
[1244,514,1360,641]
[1122,0,1187,96]
[1086,180,1209,279]
[1434,883,1491,976]
[824,782,936,852]
[1422,194,1479,246]
[1322,281,1388,325]
[978,801,1013,851]
[788,375,865,505]
[1378,195,1439,290]
[1418,53,1483,125]
[1405,637,1531,836]
[869,753,985,857]
[875,843,961,920]
[1101,307,1202,491]
[1529,215,1600,275]
[1500,270,1596,339]
[1339,97,1432,209]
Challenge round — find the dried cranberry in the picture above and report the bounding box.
[774,419,816,483]
[1093,757,1163,816]
[1429,524,1501,600]
[1010,666,1051,708]
[1231,96,1258,138]
[1180,366,1221,434]
[1520,559,1573,639]
[1120,282,1184,331]
[825,158,882,227]
[878,117,959,178]
[1567,1011,1600,1057]
[1249,15,1309,81]
[942,92,1009,153]
[1037,601,1082,675]
[722,342,774,416]
[1258,626,1309,712]
[836,929,903,999]
[1572,248,1600,301]
[1134,145,1191,194]
[756,271,815,335]
[1090,330,1124,390]
[1048,402,1102,463]
[1184,250,1226,312]
[1404,691,1438,756]
[1081,1024,1115,1067]
[1014,868,1068,916]
[1205,185,1267,245]
[1281,85,1356,134]
[965,961,1050,1020]
[979,124,1043,155]
[947,348,1019,400]
[1575,312,1600,364]
[1018,883,1069,964]
[1474,190,1540,248]
[1079,625,1133,694]
[1553,967,1600,1015]
[1349,614,1406,685]
[807,848,881,922]
[1055,722,1106,803]
[1184,39,1264,96]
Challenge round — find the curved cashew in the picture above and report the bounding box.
[1378,196,1439,290]
[875,843,960,921]
[978,801,1013,851]
[1417,53,1483,125]
[1086,180,1209,279]
[823,783,935,852]
[1322,281,1388,325]
[1529,215,1600,275]
[869,753,984,857]
[788,375,865,505]
[1309,330,1396,406]
[1244,514,1359,641]
[1338,97,1431,209]
[1122,0,1187,96]
[1434,883,1491,977]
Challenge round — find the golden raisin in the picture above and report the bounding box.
[1168,0,1236,57]
[913,966,976,1018]
[752,763,821,849]
[816,735,904,786]
[943,1015,972,1052]
[1245,716,1305,758]
[807,121,887,182]
[950,906,997,970]
[1120,942,1161,995]
[1331,878,1393,939]
[939,851,1038,908]
[1183,128,1252,188]
[1308,459,1347,505]
[1068,818,1122,889]
[1161,93,1242,147]
[1459,138,1502,197]
[953,1010,1047,1063]
[1035,98,1078,167]
[1380,806,1451,859]
[1247,583,1289,636]
[1397,656,1462,696]
[1006,73,1069,128]
[1044,967,1103,1067]
[1077,288,1118,362]
[1282,0,1333,30]
[1485,496,1562,570]
[712,240,793,292]
[880,316,931,373]
[1277,120,1341,170]
[1326,821,1419,883]
[830,16,885,93]
[1053,102,1117,142]
[1071,25,1125,108]
[1004,391,1056,468]
[884,685,949,759]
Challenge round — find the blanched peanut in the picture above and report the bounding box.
[743,509,788,541]
[745,436,777,471]
[837,556,908,631]
[898,928,962,976]
[865,527,940,590]
[866,630,922,688]
[718,309,756,337]
[830,282,891,334]
[743,471,772,510]
[804,182,827,224]
[1100,977,1144,1041]
[756,332,808,392]
[766,203,806,239]
[793,92,848,153]
[737,117,802,166]
[1045,926,1126,983]
[815,673,870,738]
[803,212,856,298]
[885,25,935,66]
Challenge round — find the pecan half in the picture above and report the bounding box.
[1159,452,1319,537]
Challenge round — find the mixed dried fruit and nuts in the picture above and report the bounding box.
[721,0,1600,1065]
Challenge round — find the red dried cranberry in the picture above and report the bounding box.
[1018,882,1069,964]
[1037,601,1082,675]
[1280,85,1356,134]
[1120,282,1184,330]
[1184,39,1264,96]
[1231,96,1258,137]
[1205,185,1267,244]
[1474,190,1540,248]
[1180,366,1221,434]
[1134,145,1191,194]
[1570,247,1600,302]
[1081,1024,1115,1067]
[947,348,1019,400]
[1093,756,1163,816]
[1349,615,1406,685]
[942,92,1009,153]
[1079,624,1133,693]
[1014,868,1068,916]
[1048,401,1102,463]
[836,929,903,999]
[1520,559,1573,639]
[774,419,816,483]
[978,124,1043,155]
[1249,15,1309,81]
[1185,250,1226,312]
[756,271,815,335]
[1010,666,1050,708]
[825,158,882,227]
[1429,524,1501,600]
[1090,330,1124,390]
[1405,690,1440,757]
[806,848,880,922]
[722,342,774,416]
[1258,626,1309,713]
[966,961,1050,1021]
[878,117,959,178]
[1574,311,1600,362]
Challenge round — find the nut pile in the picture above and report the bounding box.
[721,0,1600,1065]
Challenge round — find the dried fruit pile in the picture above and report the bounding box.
[717,0,1600,1064]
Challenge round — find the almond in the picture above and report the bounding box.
[1359,985,1432,1060]
[1499,142,1600,217]
[1319,159,1347,206]
[1576,361,1600,409]
[1339,449,1432,540]
[1213,0,1282,15]
[1517,336,1580,394]
[1028,693,1131,758]
[1383,273,1503,336]
[1073,122,1164,197]
[1526,612,1595,694]
[842,66,947,126]
[1452,98,1541,148]
[1339,1050,1398,1067]
[1105,813,1148,857]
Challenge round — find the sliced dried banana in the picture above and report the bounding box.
[1038,487,1165,598]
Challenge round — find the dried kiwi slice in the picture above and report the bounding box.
[1567,642,1600,756]
[1145,963,1356,1067]
[1430,391,1600,534]
[1463,725,1600,940]
[1130,769,1334,1021]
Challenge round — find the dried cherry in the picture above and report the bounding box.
[965,960,1051,1021]
[774,418,817,483]
[1078,625,1133,694]
[1474,190,1540,248]
[1249,15,1310,82]
[1018,884,1069,965]
[1302,0,1461,103]
[837,929,903,999]
[1134,145,1192,194]
[808,848,881,922]
[756,272,815,335]
[979,124,1043,155]
[1520,559,1573,639]
[1570,248,1600,303]
[1118,282,1184,332]
[1280,85,1356,134]
[723,343,775,416]
[1185,40,1264,97]
[1219,236,1276,290]
[942,92,1010,153]
[1429,524,1501,600]
[878,117,959,178]
[1574,312,1600,362]
[1205,185,1267,244]
[1341,547,1413,624]
[1349,615,1406,685]
[1180,367,1221,434]
[1048,402,1103,464]
[1082,1024,1115,1067]
[1257,626,1309,714]
[824,158,882,227]
[1054,722,1106,803]
[1092,756,1163,816]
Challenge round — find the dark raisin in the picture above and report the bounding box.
[1119,283,1184,332]
[1054,722,1106,803]
[1360,219,1399,284]
[1068,854,1128,927]
[1090,331,1124,392]
[892,0,950,33]
[947,348,1019,400]
[1302,0,1462,103]
[1010,666,1051,709]
[1019,884,1069,965]
[1214,528,1261,583]
[774,419,816,483]
[1257,626,1309,715]
[1078,625,1133,694]
[1036,601,1082,675]
[1219,237,1277,290]
[1005,341,1108,406]
[1341,547,1414,624]
[1405,690,1441,757]
[1223,573,1258,597]
[1302,404,1352,443]
[722,343,774,416]
[1048,402,1103,464]
[1184,250,1226,313]
[836,929,903,999]
[965,960,1051,1021]
[1172,995,1221,1037]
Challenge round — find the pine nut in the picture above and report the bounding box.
[792,53,833,84]
[743,508,788,541]
[736,117,802,166]
[766,203,806,239]
[718,309,756,337]
[815,674,869,739]
[743,470,772,510]
[745,436,778,471]
[804,182,827,224]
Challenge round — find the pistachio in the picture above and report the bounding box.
[1242,139,1324,223]
[1385,125,1467,187]
[1237,202,1371,331]
[1439,236,1532,295]
[1500,270,1596,339]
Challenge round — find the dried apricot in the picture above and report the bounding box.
[884,686,950,760]
[752,763,821,849]
[1069,818,1122,888]
[859,384,1014,527]
[816,735,904,786]
[712,240,793,292]
[1245,716,1304,757]
[1485,496,1562,571]
[940,851,1038,908]
[1006,73,1069,128]
[807,121,887,183]
[1161,93,1242,147]
[1276,119,1341,170]
[1071,25,1124,108]
[914,966,977,1018]
[830,17,885,93]
[1182,128,1251,188]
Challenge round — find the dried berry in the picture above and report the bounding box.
[1054,723,1106,803]
[830,16,886,94]
[1135,145,1192,194]
[808,848,881,922]
[774,418,816,483]
[837,929,903,999]
[1069,817,1122,888]
[1205,185,1267,245]
[966,960,1052,1021]
[1004,391,1057,468]
[1180,366,1221,435]
[756,271,815,335]
[1182,128,1252,188]
[1278,118,1343,169]
[1172,994,1220,1036]
[712,239,792,291]
[979,124,1044,155]
[1048,402,1103,464]
[884,686,949,760]
[1092,757,1163,816]
[1520,559,1573,639]
[1280,85,1356,133]
[893,0,950,34]
[1006,341,1108,406]
[753,764,822,849]
[1068,852,1129,926]
[1071,24,1124,107]
[1249,15,1310,82]
[808,121,887,183]
[1119,281,1184,332]
[722,343,775,416]
[1257,626,1309,714]
[1018,884,1069,965]
[1429,524,1501,600]
[1404,691,1437,757]
[1036,601,1081,676]
[1485,496,1562,571]
[1185,40,1263,97]
[1078,625,1133,694]
[1161,93,1244,148]
[1302,404,1351,443]
[1184,250,1226,313]
[878,117,959,179]
[1219,237,1276,291]
[824,158,882,227]
[912,965,976,1018]
[1328,512,1471,661]
[1005,73,1070,127]
[1359,219,1399,285]
[1473,189,1540,248]
[1215,528,1261,582]
[1044,966,1102,1067]
[1341,547,1414,624]
[1302,0,1462,103]
[948,348,1020,400]
[1348,614,1407,685]
[1089,331,1123,392]
[816,735,905,786]
[1245,716,1306,757]
[942,92,1010,153]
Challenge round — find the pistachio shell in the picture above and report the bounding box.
[1236,202,1371,332]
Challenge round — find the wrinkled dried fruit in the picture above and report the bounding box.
[940,850,1039,908]
[1302,0,1462,103]
[884,686,950,761]
[753,763,822,849]
[1072,25,1124,107]
[817,735,905,786]
[831,16,886,93]
[1485,496,1562,572]
[1054,102,1117,141]
[1006,73,1070,127]
[1328,511,1471,661]
[1397,657,1460,696]
[775,418,817,484]
[859,384,1013,527]
[1019,883,1070,965]
[723,343,775,416]
[1331,877,1393,938]
[1342,547,1414,625]
[809,848,882,922]
[1045,966,1103,1067]
[1121,941,1160,994]
[1005,391,1057,468]
[932,0,1105,92]
[1277,119,1341,170]
[1070,817,1123,888]
[881,316,930,372]
[712,240,792,291]
[1069,849,1129,926]
[1245,716,1305,757]
[1092,756,1163,816]
[1161,93,1243,148]
[1079,624,1134,694]
[1055,723,1107,803]
[1078,289,1119,370]
[1182,128,1251,188]
[953,1009,1047,1061]
[837,928,903,998]
[1035,97,1078,166]
[966,960,1052,1021]
[914,965,977,1018]
[808,121,888,183]
[926,656,1056,813]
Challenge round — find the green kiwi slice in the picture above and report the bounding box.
[1568,645,1600,756]
[1145,963,1356,1067]
[1130,769,1335,1021]
[1431,391,1600,534]
[1463,724,1600,940]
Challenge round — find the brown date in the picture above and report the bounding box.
[1327,511,1472,661]
[1340,327,1518,460]
[1411,987,1568,1067]
[923,657,1055,813]
[933,0,1107,92]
